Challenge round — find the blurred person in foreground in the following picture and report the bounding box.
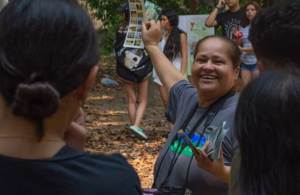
[249,2,300,72]
[0,0,142,194]
[229,2,300,194]
[232,69,300,195]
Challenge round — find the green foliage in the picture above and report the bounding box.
[83,0,127,63]
[147,0,190,14]
[97,27,116,64]
[83,0,224,61]
[85,0,216,23]
[85,0,124,27]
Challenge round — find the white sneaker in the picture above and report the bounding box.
[129,125,147,140]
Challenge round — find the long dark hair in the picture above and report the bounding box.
[160,9,185,61]
[235,68,300,195]
[116,4,130,40]
[0,0,98,137]
[241,1,261,27]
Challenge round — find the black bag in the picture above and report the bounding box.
[114,27,152,83]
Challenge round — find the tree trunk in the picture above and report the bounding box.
[190,0,197,14]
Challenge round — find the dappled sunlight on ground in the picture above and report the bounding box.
[87,95,114,100]
[84,65,169,188]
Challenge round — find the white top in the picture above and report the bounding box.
[153,30,183,86]
[240,26,257,65]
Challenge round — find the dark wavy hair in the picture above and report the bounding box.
[235,68,300,195]
[123,9,130,24]
[193,35,241,69]
[116,4,130,39]
[0,0,98,137]
[249,2,300,68]
[160,9,185,61]
[241,1,261,28]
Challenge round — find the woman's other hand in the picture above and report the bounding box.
[192,141,230,182]
[142,20,162,47]
[64,108,87,151]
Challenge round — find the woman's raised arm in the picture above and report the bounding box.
[142,20,185,94]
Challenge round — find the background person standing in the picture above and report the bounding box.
[205,0,244,39]
[114,3,153,140]
[205,0,244,92]
[233,1,260,86]
[153,9,188,131]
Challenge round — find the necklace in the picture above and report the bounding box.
[0,135,65,143]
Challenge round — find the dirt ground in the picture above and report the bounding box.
[84,64,169,188]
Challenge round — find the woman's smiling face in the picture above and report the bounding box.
[192,37,239,105]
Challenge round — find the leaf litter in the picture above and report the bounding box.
[85,65,169,188]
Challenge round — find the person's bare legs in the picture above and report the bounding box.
[251,70,259,79]
[241,70,252,87]
[123,82,136,125]
[158,85,168,109]
[158,85,173,131]
[235,78,244,92]
[133,79,148,128]
[124,80,148,140]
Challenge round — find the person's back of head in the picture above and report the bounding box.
[249,2,300,71]
[235,68,300,195]
[0,2,144,195]
[0,0,98,135]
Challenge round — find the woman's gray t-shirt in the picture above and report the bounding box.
[153,80,239,195]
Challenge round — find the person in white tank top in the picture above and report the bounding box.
[152,9,188,131]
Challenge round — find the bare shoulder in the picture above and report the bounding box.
[180,32,187,41]
[180,32,187,38]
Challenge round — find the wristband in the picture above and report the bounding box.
[233,32,243,39]
[215,6,220,10]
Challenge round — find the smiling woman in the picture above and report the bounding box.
[192,36,240,106]
[142,18,241,195]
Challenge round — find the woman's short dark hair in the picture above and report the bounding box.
[193,35,241,69]
[241,1,261,28]
[0,0,98,135]
[235,68,300,195]
[249,2,300,67]
[160,9,185,61]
